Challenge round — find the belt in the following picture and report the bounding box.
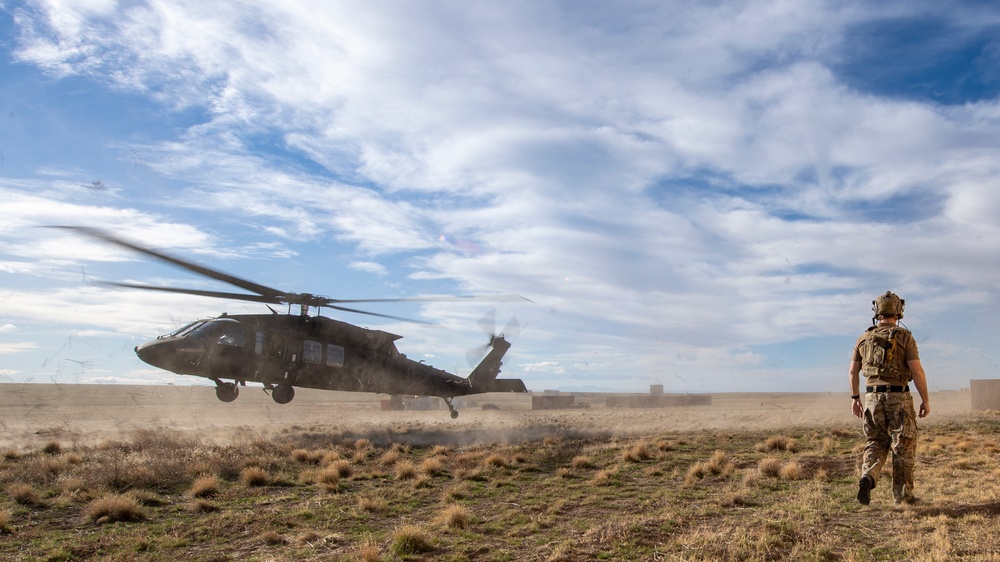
[866,385,909,393]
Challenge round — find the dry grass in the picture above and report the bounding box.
[84,494,145,524]
[391,524,434,556]
[622,439,654,462]
[755,435,798,452]
[436,504,471,529]
[187,475,220,498]
[394,460,417,480]
[685,450,736,484]
[6,483,43,506]
[239,466,270,487]
[1,397,998,561]
[758,456,783,477]
[420,456,446,476]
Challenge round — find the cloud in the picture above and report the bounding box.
[5,1,1000,390]
[0,342,37,355]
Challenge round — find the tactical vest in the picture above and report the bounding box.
[859,325,910,384]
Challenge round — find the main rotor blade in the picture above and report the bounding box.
[53,226,285,300]
[328,294,533,304]
[321,304,431,324]
[99,282,281,304]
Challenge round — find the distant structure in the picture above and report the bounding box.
[970,379,1000,410]
[650,384,664,396]
[606,394,712,408]
[532,395,576,410]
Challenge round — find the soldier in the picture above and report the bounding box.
[849,291,930,505]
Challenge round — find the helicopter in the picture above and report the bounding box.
[53,226,528,419]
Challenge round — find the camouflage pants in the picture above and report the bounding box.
[861,391,918,502]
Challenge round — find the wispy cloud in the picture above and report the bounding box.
[4,1,1000,391]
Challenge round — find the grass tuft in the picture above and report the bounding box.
[188,475,220,498]
[390,524,434,556]
[437,504,471,529]
[394,460,417,480]
[84,494,145,524]
[240,466,270,487]
[756,435,798,453]
[6,483,43,506]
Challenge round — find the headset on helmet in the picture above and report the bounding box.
[872,291,905,322]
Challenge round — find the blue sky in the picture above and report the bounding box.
[2,0,1000,393]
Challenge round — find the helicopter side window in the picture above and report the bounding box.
[303,340,322,364]
[254,332,264,355]
[326,345,345,367]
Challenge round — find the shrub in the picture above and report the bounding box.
[7,483,42,506]
[378,449,400,466]
[571,455,595,469]
[240,467,270,487]
[756,435,797,453]
[85,494,145,524]
[329,460,353,478]
[42,441,62,455]
[421,456,445,476]
[0,509,11,534]
[779,461,803,480]
[758,457,783,478]
[315,467,341,491]
[292,449,323,464]
[623,440,653,462]
[685,451,734,484]
[395,461,416,480]
[188,475,220,498]
[437,504,471,529]
[482,454,507,468]
[391,524,434,556]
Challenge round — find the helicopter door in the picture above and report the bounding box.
[257,331,299,385]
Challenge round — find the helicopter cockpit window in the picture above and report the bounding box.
[166,320,207,339]
[326,345,345,367]
[303,340,322,364]
[190,319,247,347]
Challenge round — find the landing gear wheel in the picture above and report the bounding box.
[215,382,239,402]
[444,397,459,419]
[272,384,295,404]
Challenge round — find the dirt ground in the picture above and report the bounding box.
[0,383,975,451]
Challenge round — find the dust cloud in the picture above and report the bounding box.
[0,384,974,451]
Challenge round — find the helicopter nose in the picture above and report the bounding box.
[135,339,164,367]
[135,338,206,372]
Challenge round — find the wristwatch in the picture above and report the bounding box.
[851,394,860,400]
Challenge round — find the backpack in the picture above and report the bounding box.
[860,325,909,382]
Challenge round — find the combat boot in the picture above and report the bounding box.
[857,475,874,505]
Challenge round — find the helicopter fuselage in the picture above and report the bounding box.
[135,313,525,407]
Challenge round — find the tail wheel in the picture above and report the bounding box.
[215,382,239,402]
[272,384,295,404]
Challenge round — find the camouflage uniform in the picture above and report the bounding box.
[852,322,921,503]
[860,389,918,502]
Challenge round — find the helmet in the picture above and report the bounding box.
[872,291,904,319]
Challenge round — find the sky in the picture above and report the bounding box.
[2,0,1000,394]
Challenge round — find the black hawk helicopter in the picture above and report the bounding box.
[55,226,528,418]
